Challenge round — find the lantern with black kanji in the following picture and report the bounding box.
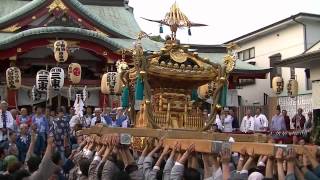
[6,67,21,90]
[106,72,117,95]
[36,70,49,92]
[287,79,298,98]
[101,73,108,94]
[49,67,65,91]
[272,76,284,94]
[54,40,68,63]
[68,63,81,84]
[197,81,216,99]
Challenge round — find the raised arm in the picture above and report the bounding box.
[25,129,37,163]
[170,143,195,180]
[221,147,231,180]
[275,148,285,180]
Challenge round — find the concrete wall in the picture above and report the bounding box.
[237,24,306,105]
[310,61,320,109]
[305,20,320,49]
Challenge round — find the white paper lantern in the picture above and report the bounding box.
[54,40,68,63]
[6,67,21,90]
[287,79,298,98]
[197,81,216,99]
[36,70,49,92]
[272,76,284,94]
[49,67,65,91]
[68,63,81,84]
[101,73,108,94]
[106,72,118,95]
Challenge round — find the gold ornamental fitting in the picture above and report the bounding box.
[160,47,167,52]
[140,70,146,74]
[145,100,151,104]
[215,104,222,110]
[219,77,226,82]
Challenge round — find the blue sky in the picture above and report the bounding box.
[129,0,320,44]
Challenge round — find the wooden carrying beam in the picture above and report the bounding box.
[164,139,319,156]
[77,126,268,142]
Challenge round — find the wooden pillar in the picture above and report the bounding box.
[7,89,17,109]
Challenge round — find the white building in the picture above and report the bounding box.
[225,13,320,106]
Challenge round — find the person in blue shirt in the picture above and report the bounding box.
[105,108,128,127]
[16,123,30,162]
[32,106,49,156]
[50,108,70,163]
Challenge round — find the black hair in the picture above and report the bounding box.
[7,161,22,174]
[79,158,91,177]
[97,161,106,180]
[56,107,64,113]
[13,169,30,180]
[0,174,13,180]
[183,168,200,180]
[27,155,41,173]
[35,106,43,111]
[111,171,131,180]
[0,147,5,157]
[115,159,125,171]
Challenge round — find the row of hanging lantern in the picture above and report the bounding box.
[272,76,298,98]
[4,40,83,103]
[6,66,21,90]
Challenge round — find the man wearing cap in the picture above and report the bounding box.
[0,101,14,143]
[90,108,106,126]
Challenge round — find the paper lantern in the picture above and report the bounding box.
[272,76,284,94]
[68,63,81,84]
[54,40,68,63]
[36,70,49,92]
[287,79,298,97]
[106,72,117,95]
[31,85,41,101]
[49,67,65,91]
[197,81,216,99]
[114,73,124,95]
[6,67,21,90]
[101,73,108,94]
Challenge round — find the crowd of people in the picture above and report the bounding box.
[0,99,319,180]
[212,107,314,134]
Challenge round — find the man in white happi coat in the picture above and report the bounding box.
[222,108,233,133]
[240,109,255,132]
[253,107,268,132]
[90,108,106,126]
[0,101,14,142]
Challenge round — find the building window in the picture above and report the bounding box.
[237,47,255,61]
[305,69,312,90]
[269,53,282,88]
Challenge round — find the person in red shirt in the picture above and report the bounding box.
[282,110,291,130]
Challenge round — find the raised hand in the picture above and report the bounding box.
[220,147,231,164]
[275,148,284,162]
